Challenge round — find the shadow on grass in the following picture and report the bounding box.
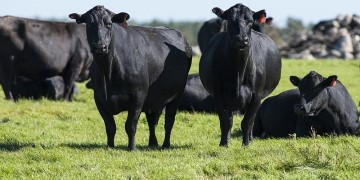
[231,129,243,138]
[0,140,35,152]
[62,143,193,151]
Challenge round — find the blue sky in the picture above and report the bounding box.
[2,0,360,26]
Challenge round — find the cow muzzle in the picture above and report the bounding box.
[94,44,108,54]
[234,35,249,50]
[294,103,315,116]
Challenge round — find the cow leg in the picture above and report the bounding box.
[125,97,145,151]
[145,109,162,148]
[0,55,15,100]
[162,99,179,149]
[218,108,233,147]
[241,99,261,146]
[95,101,116,147]
[62,75,76,101]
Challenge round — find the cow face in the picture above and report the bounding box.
[212,4,265,50]
[290,71,337,116]
[69,6,129,54]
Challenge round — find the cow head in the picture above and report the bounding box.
[69,5,130,54]
[212,4,265,50]
[290,71,337,116]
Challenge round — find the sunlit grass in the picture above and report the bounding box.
[0,57,359,179]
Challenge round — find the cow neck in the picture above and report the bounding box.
[93,24,126,82]
[227,40,252,91]
[93,52,113,82]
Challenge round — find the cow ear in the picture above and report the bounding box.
[112,12,130,28]
[253,10,266,24]
[212,7,224,18]
[290,76,301,87]
[324,75,337,87]
[69,13,83,24]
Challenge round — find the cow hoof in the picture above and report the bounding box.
[219,142,229,147]
[107,143,115,148]
[242,141,250,147]
[148,144,159,150]
[127,146,137,151]
[161,143,171,149]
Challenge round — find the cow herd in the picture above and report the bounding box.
[0,4,359,150]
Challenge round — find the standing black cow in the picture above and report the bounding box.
[290,71,360,136]
[178,74,215,113]
[199,4,281,146]
[197,10,267,53]
[0,16,92,101]
[69,6,192,150]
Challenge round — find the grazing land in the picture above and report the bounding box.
[0,57,359,179]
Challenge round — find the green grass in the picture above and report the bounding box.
[0,57,359,179]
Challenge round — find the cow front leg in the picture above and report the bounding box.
[125,97,145,151]
[218,108,233,147]
[241,99,261,146]
[145,109,162,148]
[95,100,116,147]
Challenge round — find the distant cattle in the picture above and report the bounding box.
[178,74,215,113]
[12,76,68,100]
[197,10,267,53]
[290,71,360,136]
[199,4,281,146]
[0,16,92,101]
[69,6,192,150]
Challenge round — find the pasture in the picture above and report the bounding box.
[0,57,359,179]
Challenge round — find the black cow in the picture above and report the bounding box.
[253,89,300,138]
[197,10,267,53]
[13,76,64,100]
[178,74,215,113]
[69,6,192,150]
[290,71,360,136]
[0,16,92,101]
[11,76,79,100]
[199,4,281,146]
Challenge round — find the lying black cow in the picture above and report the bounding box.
[254,72,360,138]
[178,74,215,113]
[69,6,192,150]
[199,4,281,146]
[0,16,92,101]
[197,10,267,53]
[253,89,300,138]
[290,71,360,136]
[253,88,320,138]
[11,76,78,100]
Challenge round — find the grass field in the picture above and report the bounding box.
[0,57,359,179]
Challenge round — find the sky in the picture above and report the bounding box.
[2,0,360,27]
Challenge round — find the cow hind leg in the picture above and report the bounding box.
[241,100,261,146]
[162,99,180,149]
[145,109,162,148]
